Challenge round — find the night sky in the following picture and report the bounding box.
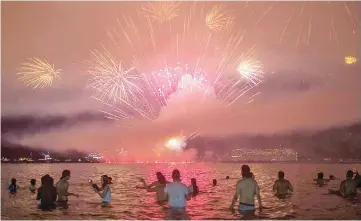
[2,1,360,156]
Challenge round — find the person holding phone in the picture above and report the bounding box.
[90,175,111,207]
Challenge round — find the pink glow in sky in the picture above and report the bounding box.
[2,2,360,157]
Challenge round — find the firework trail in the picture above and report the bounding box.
[17,58,61,89]
[255,2,360,48]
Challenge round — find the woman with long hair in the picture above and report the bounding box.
[37,175,57,210]
[90,175,112,207]
[188,178,199,197]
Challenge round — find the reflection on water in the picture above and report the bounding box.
[1,163,360,220]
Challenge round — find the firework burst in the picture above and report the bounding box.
[165,129,200,151]
[237,59,264,85]
[91,2,263,122]
[86,50,155,121]
[87,49,143,105]
[143,64,209,107]
[17,58,61,89]
[345,56,357,65]
[141,1,181,23]
[205,5,234,32]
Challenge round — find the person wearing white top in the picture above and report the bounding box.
[164,169,191,209]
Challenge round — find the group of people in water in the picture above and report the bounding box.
[7,165,361,215]
[314,170,361,197]
[7,170,112,210]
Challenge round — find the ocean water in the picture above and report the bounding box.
[1,163,361,220]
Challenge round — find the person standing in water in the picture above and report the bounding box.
[273,171,293,196]
[56,170,79,207]
[188,178,199,197]
[90,175,111,207]
[8,178,20,194]
[330,170,357,197]
[230,165,262,214]
[37,175,57,210]
[29,179,37,193]
[314,172,326,186]
[137,172,169,203]
[164,169,191,209]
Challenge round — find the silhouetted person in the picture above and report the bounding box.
[314,172,326,186]
[8,178,19,194]
[273,171,293,196]
[188,178,199,197]
[213,179,217,186]
[29,179,36,193]
[37,175,57,210]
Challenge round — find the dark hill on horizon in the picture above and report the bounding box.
[186,122,361,160]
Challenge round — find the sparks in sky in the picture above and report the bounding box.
[237,59,264,85]
[17,58,61,89]
[87,50,143,105]
[141,1,181,23]
[205,4,234,32]
[92,2,263,122]
[256,2,360,48]
[345,56,357,65]
[143,64,209,108]
[86,49,155,121]
[164,130,200,151]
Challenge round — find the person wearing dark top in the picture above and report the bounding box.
[213,179,217,186]
[29,179,36,193]
[354,171,361,188]
[37,175,57,210]
[188,178,199,197]
[8,178,19,194]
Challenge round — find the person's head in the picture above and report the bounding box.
[41,175,50,185]
[172,169,181,181]
[30,179,36,186]
[156,172,166,184]
[41,175,53,186]
[101,175,109,188]
[226,176,230,179]
[61,170,71,181]
[329,175,334,180]
[346,170,354,179]
[212,179,217,186]
[278,171,285,180]
[317,172,324,179]
[191,178,197,186]
[11,178,16,185]
[241,165,251,178]
[108,177,113,183]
